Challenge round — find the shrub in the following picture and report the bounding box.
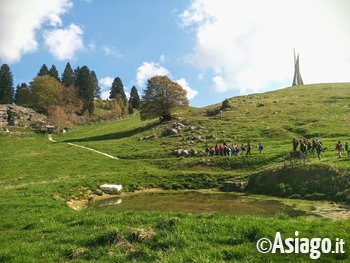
[304,193,326,200]
[220,99,231,110]
[289,194,301,199]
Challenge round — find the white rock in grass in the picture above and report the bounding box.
[99,184,122,194]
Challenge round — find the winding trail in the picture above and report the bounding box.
[67,142,119,160]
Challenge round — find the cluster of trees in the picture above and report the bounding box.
[15,63,101,114]
[1,63,190,126]
[0,63,144,127]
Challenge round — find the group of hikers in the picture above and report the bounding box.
[335,140,350,159]
[291,138,324,160]
[204,138,350,160]
[292,138,350,160]
[205,142,264,157]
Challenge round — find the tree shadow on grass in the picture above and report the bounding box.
[64,121,160,143]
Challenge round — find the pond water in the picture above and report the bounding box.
[91,191,305,216]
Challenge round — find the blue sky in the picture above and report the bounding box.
[1,0,350,107]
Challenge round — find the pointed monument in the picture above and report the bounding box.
[292,49,304,86]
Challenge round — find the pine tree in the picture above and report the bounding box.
[75,66,94,114]
[109,77,127,103]
[61,63,75,87]
[49,65,60,82]
[37,64,50,77]
[15,83,31,107]
[0,64,14,104]
[91,71,101,99]
[73,66,81,85]
[129,86,141,109]
[128,103,134,114]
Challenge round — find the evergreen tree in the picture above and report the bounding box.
[73,66,81,86]
[128,104,134,114]
[109,77,127,103]
[129,86,141,109]
[140,76,188,121]
[61,63,75,87]
[0,64,14,104]
[49,65,60,82]
[15,83,31,107]
[75,66,94,114]
[37,64,49,77]
[91,71,101,99]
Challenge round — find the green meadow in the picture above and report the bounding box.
[1,83,350,262]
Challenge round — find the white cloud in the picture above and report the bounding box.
[99,76,114,88]
[100,90,110,100]
[180,0,350,93]
[136,61,198,100]
[136,62,170,87]
[0,0,73,63]
[44,23,84,60]
[176,78,198,100]
[103,45,123,59]
[99,76,114,99]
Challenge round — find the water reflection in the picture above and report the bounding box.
[99,199,122,207]
[91,191,305,217]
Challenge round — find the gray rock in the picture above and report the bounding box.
[220,181,247,192]
[163,128,178,136]
[99,184,123,194]
[172,148,199,157]
[0,104,48,132]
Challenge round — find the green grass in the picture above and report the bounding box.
[1,83,350,262]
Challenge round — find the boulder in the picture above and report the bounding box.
[163,128,178,136]
[99,184,123,194]
[220,181,247,192]
[172,122,185,130]
[172,148,199,157]
[189,135,201,141]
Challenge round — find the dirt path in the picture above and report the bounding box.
[67,142,119,160]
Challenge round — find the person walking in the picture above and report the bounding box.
[241,144,246,156]
[292,138,299,151]
[316,141,323,160]
[335,141,343,159]
[246,143,251,155]
[258,143,263,154]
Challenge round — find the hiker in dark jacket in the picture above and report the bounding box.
[292,138,299,151]
[316,141,323,160]
[246,143,251,155]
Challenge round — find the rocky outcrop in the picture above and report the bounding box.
[172,148,199,157]
[0,104,48,132]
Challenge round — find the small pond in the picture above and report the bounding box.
[91,191,305,216]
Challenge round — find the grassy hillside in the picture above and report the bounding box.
[1,83,350,262]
